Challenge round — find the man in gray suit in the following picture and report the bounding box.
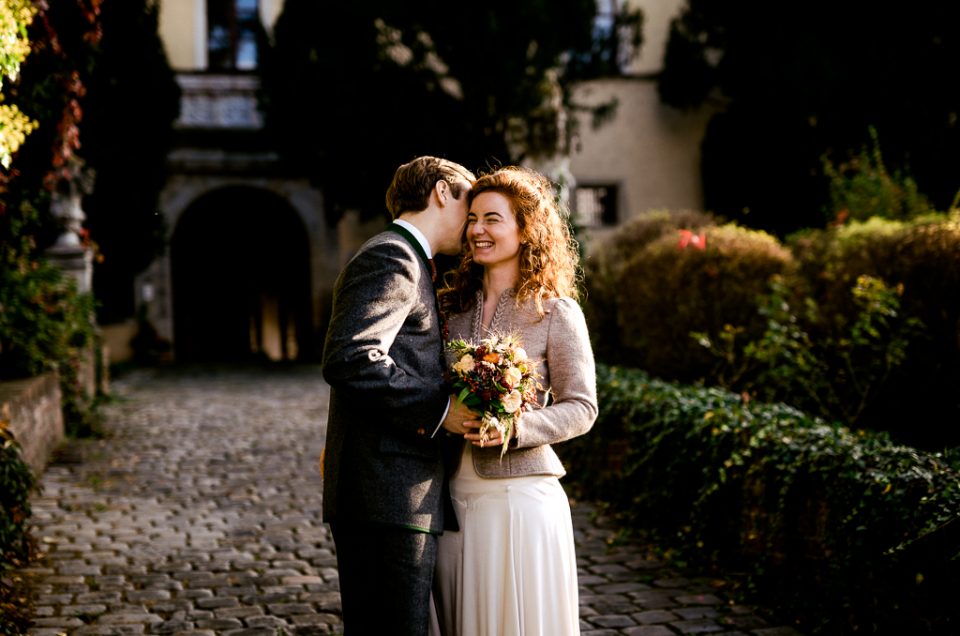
[321,156,478,635]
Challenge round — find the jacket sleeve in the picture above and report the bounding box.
[512,298,598,449]
[321,239,447,430]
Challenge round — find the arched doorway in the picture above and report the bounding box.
[171,186,312,362]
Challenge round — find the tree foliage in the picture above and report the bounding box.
[0,0,101,255]
[261,0,640,222]
[659,1,960,236]
[0,0,178,324]
[0,0,37,169]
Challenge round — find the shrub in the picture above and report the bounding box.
[583,209,715,361]
[789,217,907,324]
[559,363,960,635]
[0,424,33,563]
[592,209,717,263]
[822,127,933,223]
[586,205,960,447]
[787,213,960,447]
[695,274,926,428]
[612,223,794,382]
[0,254,99,437]
[895,213,960,333]
[0,422,35,634]
[881,214,960,447]
[0,258,95,379]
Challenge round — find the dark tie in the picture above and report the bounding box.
[429,258,437,283]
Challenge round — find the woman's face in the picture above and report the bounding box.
[466,191,522,269]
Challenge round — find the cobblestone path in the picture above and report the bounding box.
[16,365,803,635]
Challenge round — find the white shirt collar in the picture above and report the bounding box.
[393,219,433,258]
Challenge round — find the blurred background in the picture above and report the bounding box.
[6,0,958,370]
[2,0,960,440]
[4,0,697,367]
[3,3,960,632]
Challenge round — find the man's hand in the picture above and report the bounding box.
[441,396,478,435]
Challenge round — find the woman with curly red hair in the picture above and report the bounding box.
[432,166,598,635]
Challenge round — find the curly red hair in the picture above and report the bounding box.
[439,166,581,317]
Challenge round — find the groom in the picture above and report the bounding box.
[321,156,477,634]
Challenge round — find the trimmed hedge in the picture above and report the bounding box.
[583,209,715,363]
[586,217,794,382]
[559,363,960,635]
[587,210,960,449]
[788,213,960,447]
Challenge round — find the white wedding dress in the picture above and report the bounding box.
[430,444,581,636]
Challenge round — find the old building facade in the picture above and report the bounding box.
[130,0,706,363]
[569,0,711,244]
[139,0,346,363]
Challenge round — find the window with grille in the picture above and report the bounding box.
[574,184,618,227]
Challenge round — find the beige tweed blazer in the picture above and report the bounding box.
[445,290,598,478]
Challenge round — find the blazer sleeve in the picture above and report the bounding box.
[512,298,598,449]
[321,239,447,430]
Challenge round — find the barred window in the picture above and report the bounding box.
[574,184,618,227]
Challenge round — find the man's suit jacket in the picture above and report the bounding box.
[321,228,450,533]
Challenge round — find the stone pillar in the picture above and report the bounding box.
[44,187,93,294]
[44,184,101,399]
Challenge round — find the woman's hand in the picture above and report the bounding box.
[463,419,504,448]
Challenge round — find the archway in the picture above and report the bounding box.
[171,186,312,362]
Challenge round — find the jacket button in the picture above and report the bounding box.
[417,427,426,436]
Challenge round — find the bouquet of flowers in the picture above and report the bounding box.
[447,332,542,458]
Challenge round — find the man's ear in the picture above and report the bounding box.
[434,180,449,206]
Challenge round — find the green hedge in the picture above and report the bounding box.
[583,209,715,363]
[0,427,33,562]
[559,363,960,635]
[0,256,100,437]
[585,210,960,449]
[0,424,35,634]
[787,213,960,447]
[585,213,793,382]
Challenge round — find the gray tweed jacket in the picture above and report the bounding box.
[321,229,450,533]
[445,291,598,478]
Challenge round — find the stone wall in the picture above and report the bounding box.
[0,372,63,476]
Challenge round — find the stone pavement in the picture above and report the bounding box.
[14,365,804,635]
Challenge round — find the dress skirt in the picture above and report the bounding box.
[430,445,580,636]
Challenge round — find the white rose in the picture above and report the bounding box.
[501,390,523,414]
[453,354,475,374]
[503,366,523,388]
[513,347,527,362]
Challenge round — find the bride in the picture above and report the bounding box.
[432,166,598,636]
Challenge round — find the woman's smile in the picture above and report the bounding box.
[467,191,521,267]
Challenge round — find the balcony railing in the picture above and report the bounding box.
[175,73,262,130]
